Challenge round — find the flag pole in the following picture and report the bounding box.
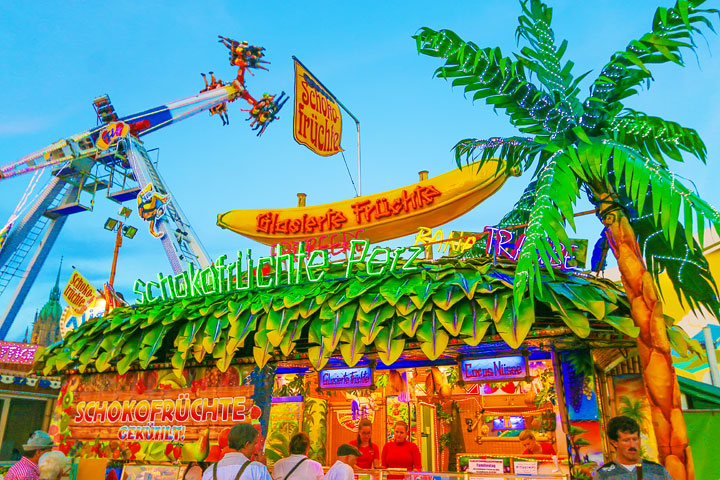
[292,56,361,196]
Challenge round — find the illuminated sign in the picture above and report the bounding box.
[0,342,37,365]
[414,226,587,269]
[484,226,586,269]
[414,227,478,256]
[74,394,248,441]
[96,121,130,150]
[59,296,106,338]
[270,229,366,257]
[133,240,423,305]
[461,355,527,383]
[319,367,372,389]
[256,185,441,236]
[293,58,342,156]
[62,270,97,314]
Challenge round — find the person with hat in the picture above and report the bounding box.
[4,431,57,480]
[324,444,361,480]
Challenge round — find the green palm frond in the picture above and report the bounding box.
[514,151,579,304]
[607,141,720,247]
[497,181,537,232]
[454,136,540,173]
[515,0,589,112]
[414,28,576,142]
[611,176,720,316]
[606,109,707,164]
[581,0,719,130]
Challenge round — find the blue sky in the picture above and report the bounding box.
[1,1,720,341]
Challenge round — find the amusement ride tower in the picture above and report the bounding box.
[0,37,286,339]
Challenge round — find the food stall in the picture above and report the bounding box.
[0,341,61,465]
[36,244,697,480]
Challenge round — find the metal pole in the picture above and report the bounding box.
[356,122,362,196]
[703,326,720,386]
[109,222,123,289]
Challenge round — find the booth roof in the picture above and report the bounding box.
[35,258,695,376]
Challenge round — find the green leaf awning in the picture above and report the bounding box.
[37,258,644,375]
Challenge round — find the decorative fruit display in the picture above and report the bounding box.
[181,428,210,462]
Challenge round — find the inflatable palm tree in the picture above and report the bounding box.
[416,1,718,478]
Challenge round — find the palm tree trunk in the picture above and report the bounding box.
[594,192,694,480]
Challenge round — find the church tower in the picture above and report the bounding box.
[31,259,63,346]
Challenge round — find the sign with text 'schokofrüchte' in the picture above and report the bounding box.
[461,355,528,383]
[133,240,422,305]
[293,57,342,156]
[319,367,373,389]
[62,270,97,314]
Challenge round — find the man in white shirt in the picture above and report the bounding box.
[324,444,360,480]
[272,432,323,480]
[202,423,272,480]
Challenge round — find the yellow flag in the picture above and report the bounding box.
[62,270,97,315]
[293,58,343,156]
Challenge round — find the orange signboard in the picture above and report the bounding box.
[62,270,97,314]
[217,160,514,246]
[52,366,260,463]
[293,58,342,156]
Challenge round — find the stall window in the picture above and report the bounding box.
[0,398,47,460]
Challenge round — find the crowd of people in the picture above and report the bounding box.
[6,415,673,480]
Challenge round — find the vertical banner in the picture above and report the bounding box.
[293,58,343,156]
[62,270,97,314]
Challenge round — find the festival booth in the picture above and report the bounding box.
[0,341,61,464]
[34,232,701,480]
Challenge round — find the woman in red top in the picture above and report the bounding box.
[350,418,379,469]
[381,421,421,471]
[519,430,556,455]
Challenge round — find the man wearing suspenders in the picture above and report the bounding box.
[202,424,272,480]
[272,433,324,480]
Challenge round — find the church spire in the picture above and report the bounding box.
[49,257,62,302]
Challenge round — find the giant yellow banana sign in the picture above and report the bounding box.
[217,160,514,246]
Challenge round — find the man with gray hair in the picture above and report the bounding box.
[203,423,271,480]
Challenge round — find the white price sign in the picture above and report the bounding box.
[468,458,504,474]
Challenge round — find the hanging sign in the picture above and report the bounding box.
[461,355,528,383]
[62,270,97,314]
[293,57,343,156]
[319,367,373,389]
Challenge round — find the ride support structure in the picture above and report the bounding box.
[0,37,285,339]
